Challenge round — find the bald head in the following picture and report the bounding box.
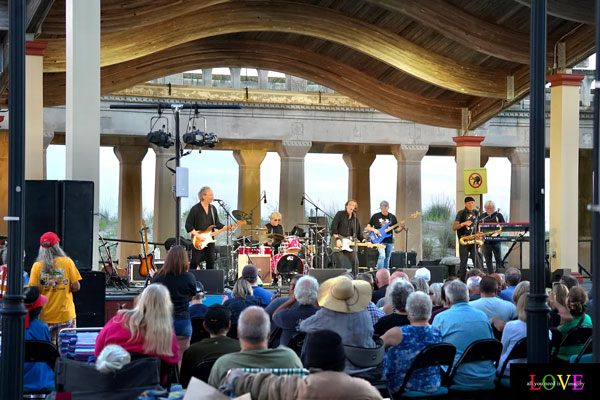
[391,271,409,283]
[376,269,390,286]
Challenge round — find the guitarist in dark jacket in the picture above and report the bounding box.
[330,199,365,275]
[366,201,405,270]
[185,186,224,269]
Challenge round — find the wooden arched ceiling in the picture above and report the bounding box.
[23,0,596,130]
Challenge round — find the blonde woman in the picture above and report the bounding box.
[223,279,263,324]
[28,232,82,345]
[498,292,529,378]
[94,284,179,365]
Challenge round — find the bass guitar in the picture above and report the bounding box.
[330,236,385,253]
[139,220,154,277]
[368,212,422,244]
[192,220,247,250]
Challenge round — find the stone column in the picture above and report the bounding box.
[258,69,269,90]
[66,0,101,269]
[233,149,266,234]
[202,68,212,87]
[114,146,148,270]
[342,153,376,230]
[506,147,530,268]
[0,131,8,236]
[579,149,593,272]
[230,67,241,89]
[453,136,485,211]
[153,146,176,256]
[25,41,47,180]
[42,131,54,180]
[277,141,312,230]
[392,145,429,258]
[547,74,584,272]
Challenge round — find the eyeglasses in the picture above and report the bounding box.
[273,219,281,221]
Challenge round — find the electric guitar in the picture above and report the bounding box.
[330,236,386,253]
[139,220,154,277]
[368,212,422,244]
[192,220,247,250]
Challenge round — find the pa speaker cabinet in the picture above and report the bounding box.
[308,268,346,284]
[189,269,224,294]
[391,251,417,268]
[73,271,105,327]
[357,247,379,268]
[238,254,271,284]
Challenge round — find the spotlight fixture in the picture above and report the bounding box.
[146,116,174,148]
[184,115,219,148]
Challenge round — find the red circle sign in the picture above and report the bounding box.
[468,172,483,188]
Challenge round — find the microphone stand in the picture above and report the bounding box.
[247,192,266,242]
[301,194,334,269]
[215,199,235,281]
[404,227,409,269]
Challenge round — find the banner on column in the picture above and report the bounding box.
[463,168,487,195]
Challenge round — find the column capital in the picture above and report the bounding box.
[151,144,176,157]
[452,136,485,147]
[113,145,148,164]
[342,152,376,169]
[277,140,312,159]
[233,149,266,167]
[26,41,47,56]
[547,73,585,87]
[392,144,428,163]
[506,147,530,165]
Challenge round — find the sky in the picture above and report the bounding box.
[46,145,551,224]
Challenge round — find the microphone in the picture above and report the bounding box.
[213,198,223,202]
[263,191,267,204]
[300,196,304,206]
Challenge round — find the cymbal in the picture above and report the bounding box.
[267,233,284,240]
[296,222,317,226]
[247,227,267,231]
[232,210,250,221]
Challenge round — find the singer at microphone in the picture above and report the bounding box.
[330,199,364,276]
[480,199,505,274]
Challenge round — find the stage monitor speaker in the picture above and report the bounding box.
[357,247,379,268]
[190,269,224,294]
[128,259,165,282]
[73,271,106,327]
[425,266,445,283]
[308,268,346,284]
[24,181,60,273]
[390,251,417,268]
[238,255,271,284]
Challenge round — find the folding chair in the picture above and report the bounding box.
[23,340,60,399]
[129,352,179,390]
[551,326,592,363]
[58,327,103,362]
[190,357,218,385]
[496,337,527,388]
[287,331,306,357]
[447,339,502,393]
[570,336,593,364]
[391,343,456,399]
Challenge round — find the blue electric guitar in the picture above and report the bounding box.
[369,212,422,244]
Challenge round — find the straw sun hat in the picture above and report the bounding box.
[317,276,371,313]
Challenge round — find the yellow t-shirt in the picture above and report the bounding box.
[29,257,82,324]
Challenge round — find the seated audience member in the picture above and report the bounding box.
[382,292,442,394]
[357,273,385,325]
[430,280,452,323]
[273,276,319,346]
[240,264,273,305]
[223,279,264,324]
[429,283,444,313]
[372,269,390,304]
[470,276,517,322]
[189,292,208,319]
[548,282,573,328]
[499,267,521,302]
[376,271,409,308]
[432,280,496,388]
[180,305,241,387]
[208,306,302,387]
[414,267,431,283]
[23,287,54,392]
[491,281,530,333]
[300,276,375,370]
[410,277,429,294]
[374,279,414,336]
[265,274,303,318]
[95,344,131,373]
[230,330,382,400]
[489,273,504,292]
[555,286,592,361]
[498,294,528,378]
[467,275,482,301]
[95,284,179,365]
[560,275,579,290]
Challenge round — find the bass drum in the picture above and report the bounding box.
[275,253,305,276]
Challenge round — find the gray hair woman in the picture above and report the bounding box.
[382,292,443,394]
[410,277,429,295]
[374,279,414,336]
[429,282,443,311]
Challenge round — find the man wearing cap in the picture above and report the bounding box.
[179,305,241,388]
[452,196,480,281]
[28,232,82,345]
[300,276,375,370]
[366,201,405,270]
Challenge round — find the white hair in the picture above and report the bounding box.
[406,292,433,321]
[294,276,319,305]
[484,200,496,209]
[238,306,270,344]
[444,280,469,305]
[389,279,414,312]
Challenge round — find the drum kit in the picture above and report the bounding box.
[230,211,326,285]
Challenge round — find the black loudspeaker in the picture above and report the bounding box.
[73,271,106,327]
[24,180,94,272]
[427,266,445,283]
[308,268,346,284]
[357,247,379,268]
[190,269,224,294]
[390,251,417,268]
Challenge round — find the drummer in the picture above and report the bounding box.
[263,211,285,253]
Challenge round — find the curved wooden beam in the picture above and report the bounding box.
[42,1,509,98]
[366,0,531,64]
[513,0,595,24]
[44,39,465,128]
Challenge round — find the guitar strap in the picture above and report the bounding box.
[210,205,217,230]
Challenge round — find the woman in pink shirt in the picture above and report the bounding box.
[95,284,179,365]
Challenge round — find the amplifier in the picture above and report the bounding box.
[238,254,271,284]
[129,259,164,282]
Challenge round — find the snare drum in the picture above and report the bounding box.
[283,236,301,253]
